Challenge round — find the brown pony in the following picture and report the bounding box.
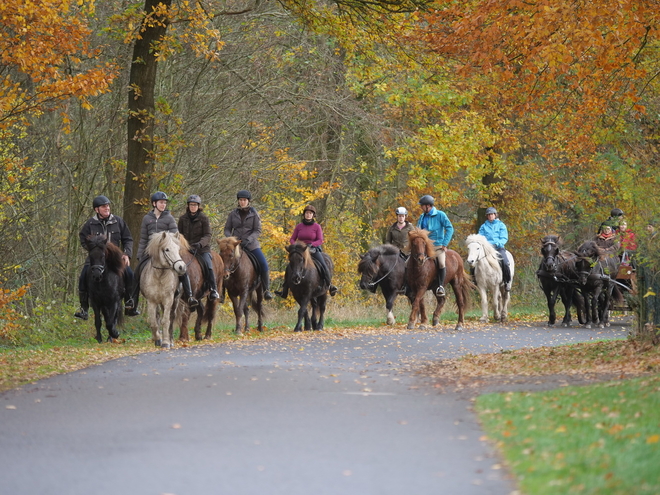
[177,236,224,341]
[406,230,473,331]
[217,236,264,336]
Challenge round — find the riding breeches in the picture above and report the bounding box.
[495,247,510,266]
[248,248,269,276]
[199,251,214,272]
[434,246,446,268]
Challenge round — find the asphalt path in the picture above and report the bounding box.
[0,320,629,495]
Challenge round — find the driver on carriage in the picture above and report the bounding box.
[127,191,200,313]
[417,194,454,297]
[178,194,220,301]
[224,190,273,300]
[385,206,415,257]
[478,207,512,291]
[74,195,136,320]
[275,204,338,299]
[599,207,624,234]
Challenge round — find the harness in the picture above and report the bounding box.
[367,252,400,288]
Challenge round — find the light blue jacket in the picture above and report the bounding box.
[417,207,454,247]
[478,218,508,249]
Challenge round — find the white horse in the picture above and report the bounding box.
[141,231,187,348]
[465,234,515,323]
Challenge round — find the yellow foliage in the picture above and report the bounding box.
[0,284,29,343]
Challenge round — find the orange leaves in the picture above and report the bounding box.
[0,0,117,126]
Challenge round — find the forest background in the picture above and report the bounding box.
[1,0,660,338]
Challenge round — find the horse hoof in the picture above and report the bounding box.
[161,342,171,349]
[154,339,161,347]
[406,324,414,329]
[455,325,463,332]
[479,317,488,323]
[235,331,243,337]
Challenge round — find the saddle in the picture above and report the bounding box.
[193,252,211,291]
[242,247,262,276]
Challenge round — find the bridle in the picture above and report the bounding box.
[366,252,399,288]
[290,250,308,285]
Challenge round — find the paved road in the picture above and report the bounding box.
[0,321,628,495]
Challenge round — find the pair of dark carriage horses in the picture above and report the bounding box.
[536,235,630,328]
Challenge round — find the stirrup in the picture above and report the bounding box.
[329,285,338,297]
[188,296,199,308]
[435,285,445,296]
[124,298,135,310]
[263,290,274,301]
[209,289,219,300]
[125,307,140,317]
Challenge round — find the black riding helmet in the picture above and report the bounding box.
[610,208,624,217]
[418,195,435,206]
[187,194,202,205]
[237,190,252,200]
[151,191,168,204]
[92,195,111,208]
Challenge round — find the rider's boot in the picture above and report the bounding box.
[262,273,273,301]
[435,267,446,297]
[502,263,512,291]
[181,274,199,308]
[74,291,89,320]
[207,268,220,301]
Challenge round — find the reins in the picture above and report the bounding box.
[368,252,399,287]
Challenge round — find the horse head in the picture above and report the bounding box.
[86,234,108,282]
[409,230,435,265]
[357,250,380,291]
[217,237,242,279]
[465,234,486,267]
[147,231,186,275]
[286,242,312,285]
[575,241,602,285]
[540,235,562,272]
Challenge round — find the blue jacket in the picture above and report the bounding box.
[417,207,454,247]
[478,218,508,249]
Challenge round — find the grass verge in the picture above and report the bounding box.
[476,376,660,495]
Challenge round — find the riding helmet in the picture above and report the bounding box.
[303,205,316,215]
[92,195,111,208]
[187,194,202,205]
[151,191,168,203]
[418,195,435,206]
[610,208,624,217]
[485,207,498,216]
[236,190,252,200]
[395,207,408,215]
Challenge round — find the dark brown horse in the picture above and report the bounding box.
[406,230,473,331]
[358,244,409,325]
[84,234,125,343]
[576,240,621,328]
[217,236,264,336]
[536,235,585,327]
[285,242,333,332]
[178,236,224,341]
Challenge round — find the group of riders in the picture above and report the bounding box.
[74,190,338,320]
[74,189,518,320]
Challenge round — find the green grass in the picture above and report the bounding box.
[476,376,660,495]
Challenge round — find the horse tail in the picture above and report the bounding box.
[459,268,475,309]
[201,299,218,325]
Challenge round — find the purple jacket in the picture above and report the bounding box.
[290,222,324,247]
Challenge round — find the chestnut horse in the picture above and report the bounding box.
[217,236,264,336]
[178,236,224,341]
[406,230,473,331]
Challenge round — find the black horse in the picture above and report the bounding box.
[536,235,585,327]
[358,244,409,325]
[285,242,333,332]
[575,240,620,328]
[84,234,125,343]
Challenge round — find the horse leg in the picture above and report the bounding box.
[432,291,446,327]
[545,284,559,326]
[242,294,250,335]
[256,290,264,333]
[193,305,205,341]
[160,300,173,349]
[317,295,327,331]
[453,280,466,331]
[93,305,103,343]
[478,284,489,323]
[384,289,396,326]
[407,291,424,329]
[294,300,307,332]
[103,304,119,342]
[148,303,161,346]
[179,307,191,342]
[203,300,216,339]
[500,286,510,322]
[310,298,319,331]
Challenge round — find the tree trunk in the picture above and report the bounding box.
[123,0,172,262]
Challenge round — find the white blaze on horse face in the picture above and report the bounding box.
[466,243,481,266]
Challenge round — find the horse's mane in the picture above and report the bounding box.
[85,235,125,275]
[217,236,241,258]
[178,235,190,253]
[378,244,402,256]
[408,230,436,258]
[145,231,180,259]
[358,244,400,274]
[541,235,562,247]
[466,234,501,270]
[578,239,606,260]
[289,241,314,268]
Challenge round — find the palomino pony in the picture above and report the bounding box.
[285,242,334,331]
[536,235,585,327]
[141,231,187,348]
[576,240,620,328]
[465,234,515,323]
[85,234,125,343]
[358,244,409,325]
[217,236,264,336]
[406,230,473,331]
[177,236,224,341]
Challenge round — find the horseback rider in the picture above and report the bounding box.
[74,195,137,320]
[478,206,512,291]
[178,195,220,301]
[276,204,338,299]
[385,206,415,256]
[416,194,454,296]
[127,191,200,312]
[224,190,273,300]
